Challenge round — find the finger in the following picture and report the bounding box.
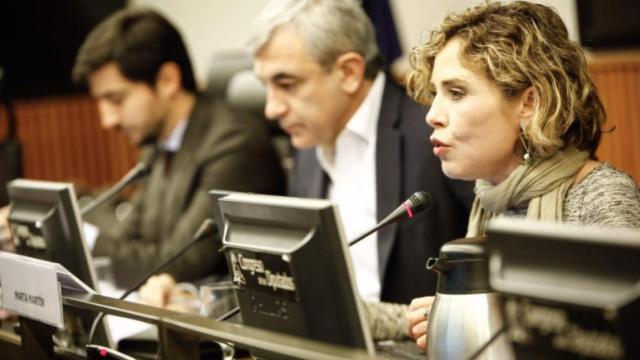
[408,297,427,311]
[407,315,422,334]
[139,283,169,307]
[143,275,160,288]
[147,274,172,288]
[408,319,429,340]
[157,273,176,285]
[154,274,177,293]
[0,309,17,321]
[407,304,432,337]
[416,334,427,350]
[0,206,10,228]
[139,287,159,306]
[407,320,415,339]
[407,307,430,325]
[151,292,167,307]
[166,303,191,313]
[411,320,428,339]
[408,296,434,312]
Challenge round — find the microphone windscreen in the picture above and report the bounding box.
[407,191,431,212]
[136,148,161,178]
[137,160,153,177]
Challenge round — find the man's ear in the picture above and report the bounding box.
[334,52,366,95]
[155,62,182,99]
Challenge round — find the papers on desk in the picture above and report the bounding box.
[98,280,156,345]
[105,315,157,345]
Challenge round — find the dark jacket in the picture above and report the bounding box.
[289,80,474,303]
[94,95,286,286]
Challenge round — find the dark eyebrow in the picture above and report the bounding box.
[440,78,470,87]
[102,91,125,99]
[428,77,470,93]
[271,72,299,83]
[93,90,126,102]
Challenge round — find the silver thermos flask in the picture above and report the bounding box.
[425,237,512,360]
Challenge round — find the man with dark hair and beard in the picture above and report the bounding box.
[73,8,285,287]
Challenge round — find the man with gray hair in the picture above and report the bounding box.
[250,0,473,337]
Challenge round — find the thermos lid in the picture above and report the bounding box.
[439,236,487,261]
[429,236,491,294]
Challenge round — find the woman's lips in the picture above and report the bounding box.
[431,138,450,157]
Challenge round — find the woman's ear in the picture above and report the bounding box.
[518,86,538,127]
[155,62,182,99]
[334,52,366,95]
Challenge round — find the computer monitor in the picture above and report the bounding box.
[486,217,640,359]
[7,179,112,347]
[212,192,374,356]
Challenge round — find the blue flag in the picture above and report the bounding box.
[362,0,403,67]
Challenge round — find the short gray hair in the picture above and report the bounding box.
[248,0,382,78]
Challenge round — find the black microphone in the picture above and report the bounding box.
[80,160,154,217]
[348,191,431,247]
[86,218,218,345]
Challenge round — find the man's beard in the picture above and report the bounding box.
[138,133,159,147]
[137,121,164,147]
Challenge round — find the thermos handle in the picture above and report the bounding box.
[426,257,453,273]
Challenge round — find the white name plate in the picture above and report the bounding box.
[0,252,64,328]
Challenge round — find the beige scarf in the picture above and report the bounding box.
[466,148,589,237]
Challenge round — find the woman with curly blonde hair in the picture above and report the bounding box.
[405,1,640,349]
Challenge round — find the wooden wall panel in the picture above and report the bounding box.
[0,107,7,139]
[590,54,640,183]
[1,95,136,192]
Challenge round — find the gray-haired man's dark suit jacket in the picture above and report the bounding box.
[289,80,474,304]
[93,95,286,287]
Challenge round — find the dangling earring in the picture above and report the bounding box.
[519,121,532,163]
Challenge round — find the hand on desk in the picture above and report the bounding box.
[0,308,17,321]
[0,205,14,252]
[406,296,434,350]
[139,273,176,307]
[138,273,199,313]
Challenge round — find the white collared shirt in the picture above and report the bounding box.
[159,118,189,153]
[317,72,386,302]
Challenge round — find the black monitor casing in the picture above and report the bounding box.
[212,192,374,356]
[7,179,111,347]
[487,218,640,360]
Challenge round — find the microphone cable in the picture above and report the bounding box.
[86,219,217,345]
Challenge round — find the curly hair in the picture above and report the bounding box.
[407,1,605,159]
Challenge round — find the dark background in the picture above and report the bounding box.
[1,0,639,99]
[0,0,126,99]
[577,0,640,50]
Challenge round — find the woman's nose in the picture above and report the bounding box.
[425,96,446,129]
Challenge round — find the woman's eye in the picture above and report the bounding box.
[450,89,464,100]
